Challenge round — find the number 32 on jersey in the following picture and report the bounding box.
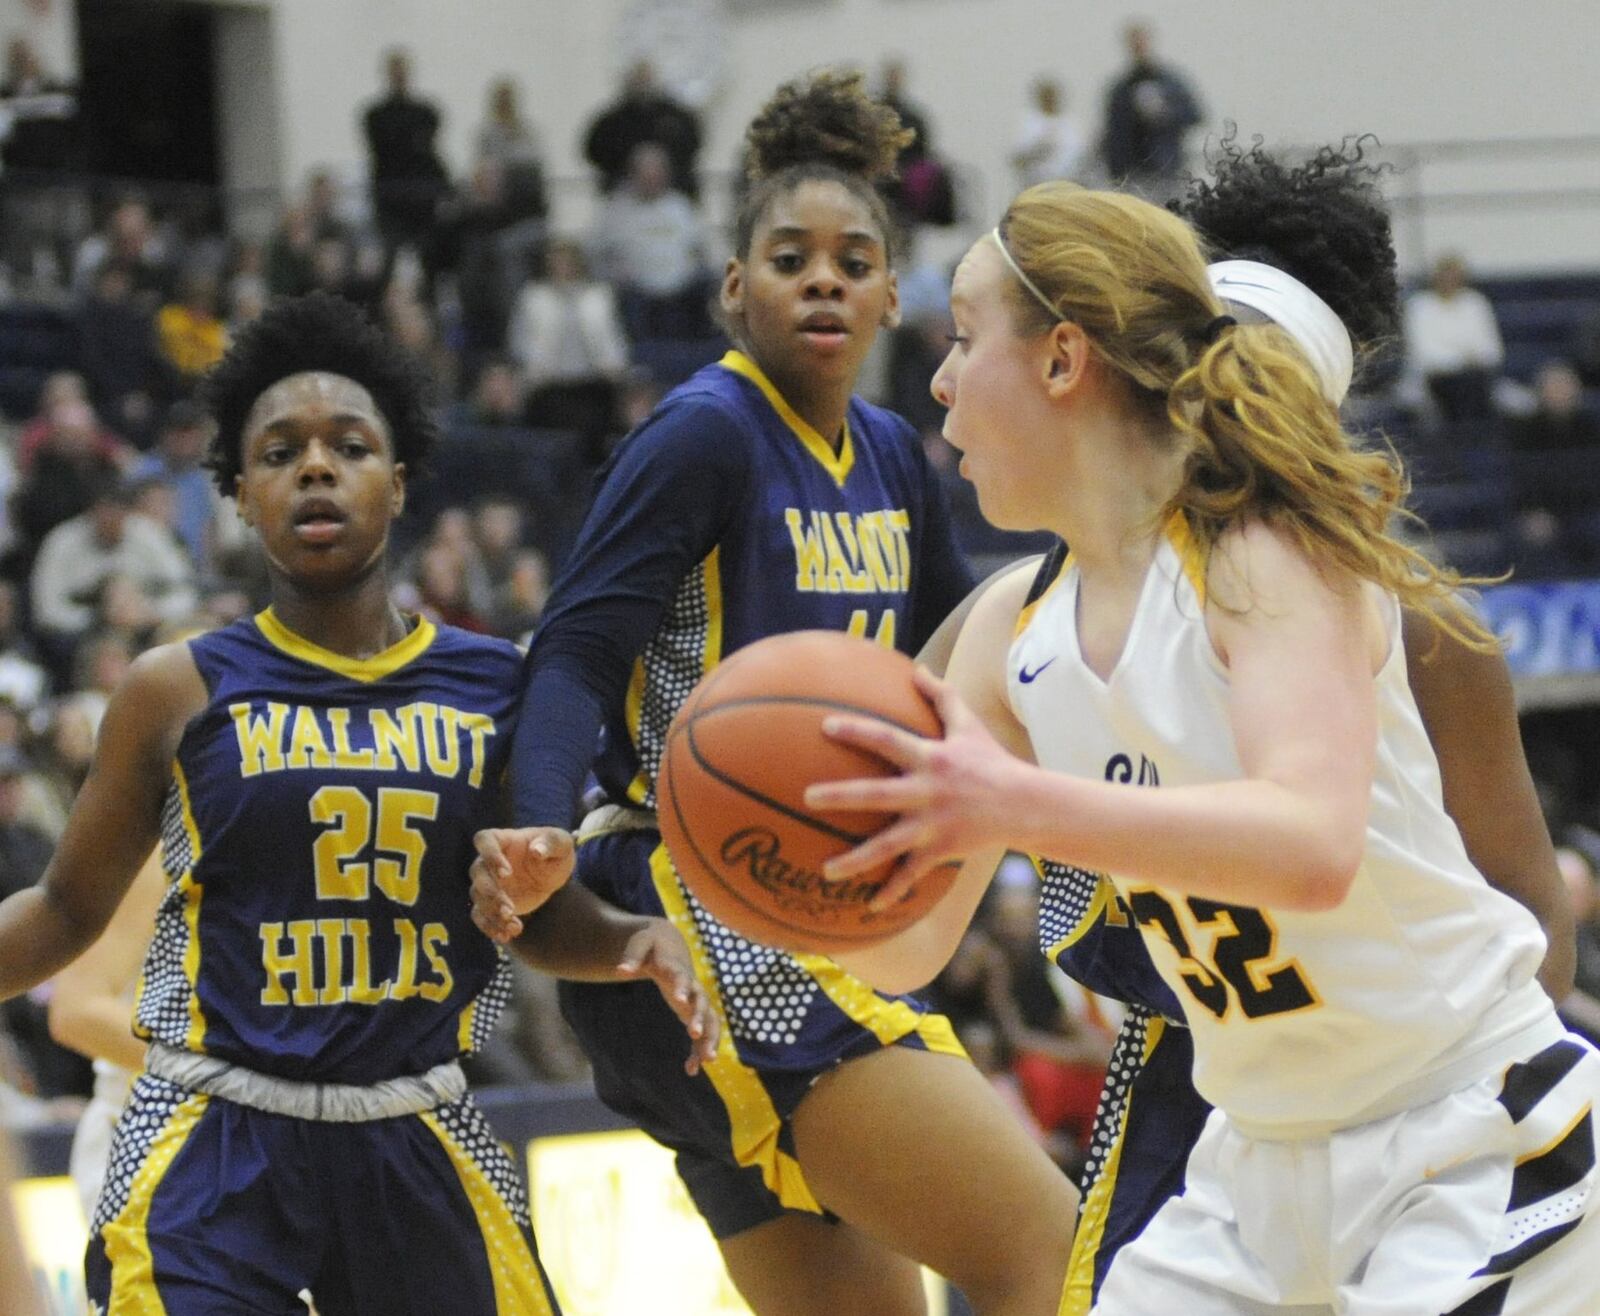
[1127,889,1321,1021]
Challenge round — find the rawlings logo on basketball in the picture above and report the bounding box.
[720,827,883,913]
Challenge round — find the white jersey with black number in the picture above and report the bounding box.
[1008,516,1558,1137]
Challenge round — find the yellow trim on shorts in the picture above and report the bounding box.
[792,951,968,1058]
[100,1091,210,1315]
[648,842,823,1214]
[171,762,208,1053]
[418,1110,557,1316]
[719,350,855,487]
[1058,1016,1167,1316]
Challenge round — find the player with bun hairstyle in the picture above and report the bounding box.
[0,291,716,1312]
[809,174,1600,1313]
[473,72,1079,1315]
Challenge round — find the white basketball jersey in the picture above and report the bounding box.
[1008,518,1557,1135]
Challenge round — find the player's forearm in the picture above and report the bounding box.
[1010,770,1362,912]
[511,883,653,981]
[47,996,147,1072]
[0,887,104,1000]
[835,847,1006,993]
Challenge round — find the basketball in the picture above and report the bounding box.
[657,630,962,955]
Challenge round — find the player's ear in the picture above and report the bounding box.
[881,270,902,331]
[1044,320,1092,399]
[720,257,745,319]
[233,474,252,526]
[391,463,407,517]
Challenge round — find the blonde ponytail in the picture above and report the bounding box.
[997,183,1498,650]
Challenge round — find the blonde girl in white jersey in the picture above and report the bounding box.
[807,184,1600,1314]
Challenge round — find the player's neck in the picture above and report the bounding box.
[1048,414,1185,580]
[268,571,411,659]
[762,362,852,452]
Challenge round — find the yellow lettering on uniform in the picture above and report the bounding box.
[784,508,827,592]
[457,712,495,789]
[286,705,334,771]
[391,918,422,1001]
[831,513,872,593]
[231,702,289,777]
[857,513,895,591]
[260,920,319,1006]
[316,919,349,1004]
[327,708,377,770]
[419,923,454,1002]
[371,705,422,773]
[344,918,388,1004]
[887,510,913,590]
[819,514,861,594]
[418,703,461,778]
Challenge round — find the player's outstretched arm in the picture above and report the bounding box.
[1402,605,1576,1001]
[0,644,202,1000]
[475,875,719,1075]
[48,847,166,1071]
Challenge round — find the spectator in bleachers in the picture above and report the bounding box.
[7,395,128,574]
[70,195,171,307]
[156,268,227,384]
[1011,77,1089,191]
[878,58,957,228]
[582,60,703,200]
[1403,254,1505,425]
[0,745,50,896]
[383,294,457,399]
[127,398,214,570]
[476,77,548,224]
[0,586,46,716]
[361,49,451,261]
[510,236,628,460]
[436,158,527,372]
[264,204,317,298]
[28,473,196,666]
[75,261,169,448]
[471,495,526,594]
[590,142,713,339]
[0,36,81,294]
[1557,840,1600,1042]
[1510,360,1598,452]
[451,358,526,431]
[488,548,549,642]
[13,373,128,472]
[1100,22,1204,202]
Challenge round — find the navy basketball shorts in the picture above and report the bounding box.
[561,825,966,1241]
[85,1071,560,1315]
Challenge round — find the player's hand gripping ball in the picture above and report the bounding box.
[657,631,961,954]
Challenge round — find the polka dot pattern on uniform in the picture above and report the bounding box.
[137,785,202,1047]
[1078,1006,1154,1194]
[633,560,714,810]
[1037,859,1103,959]
[466,952,514,1054]
[430,1096,531,1230]
[91,1074,190,1234]
[684,885,817,1047]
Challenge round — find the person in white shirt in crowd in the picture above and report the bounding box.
[28,473,196,652]
[1012,78,1088,191]
[589,142,714,339]
[1403,253,1505,424]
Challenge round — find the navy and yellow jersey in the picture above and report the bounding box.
[512,349,974,831]
[135,611,522,1086]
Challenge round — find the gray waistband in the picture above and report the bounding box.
[145,1043,467,1122]
[577,803,657,841]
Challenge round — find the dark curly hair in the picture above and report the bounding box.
[1174,133,1400,352]
[201,291,438,497]
[734,69,913,263]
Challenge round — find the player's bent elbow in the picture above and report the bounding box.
[1291,853,1360,912]
[45,998,91,1055]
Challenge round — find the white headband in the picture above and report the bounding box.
[989,228,1062,322]
[1206,259,1354,404]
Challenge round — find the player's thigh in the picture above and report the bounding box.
[792,1045,1076,1313]
[719,1212,926,1316]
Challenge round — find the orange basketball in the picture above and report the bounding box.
[657,630,961,955]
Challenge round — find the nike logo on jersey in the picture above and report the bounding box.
[1018,657,1056,683]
